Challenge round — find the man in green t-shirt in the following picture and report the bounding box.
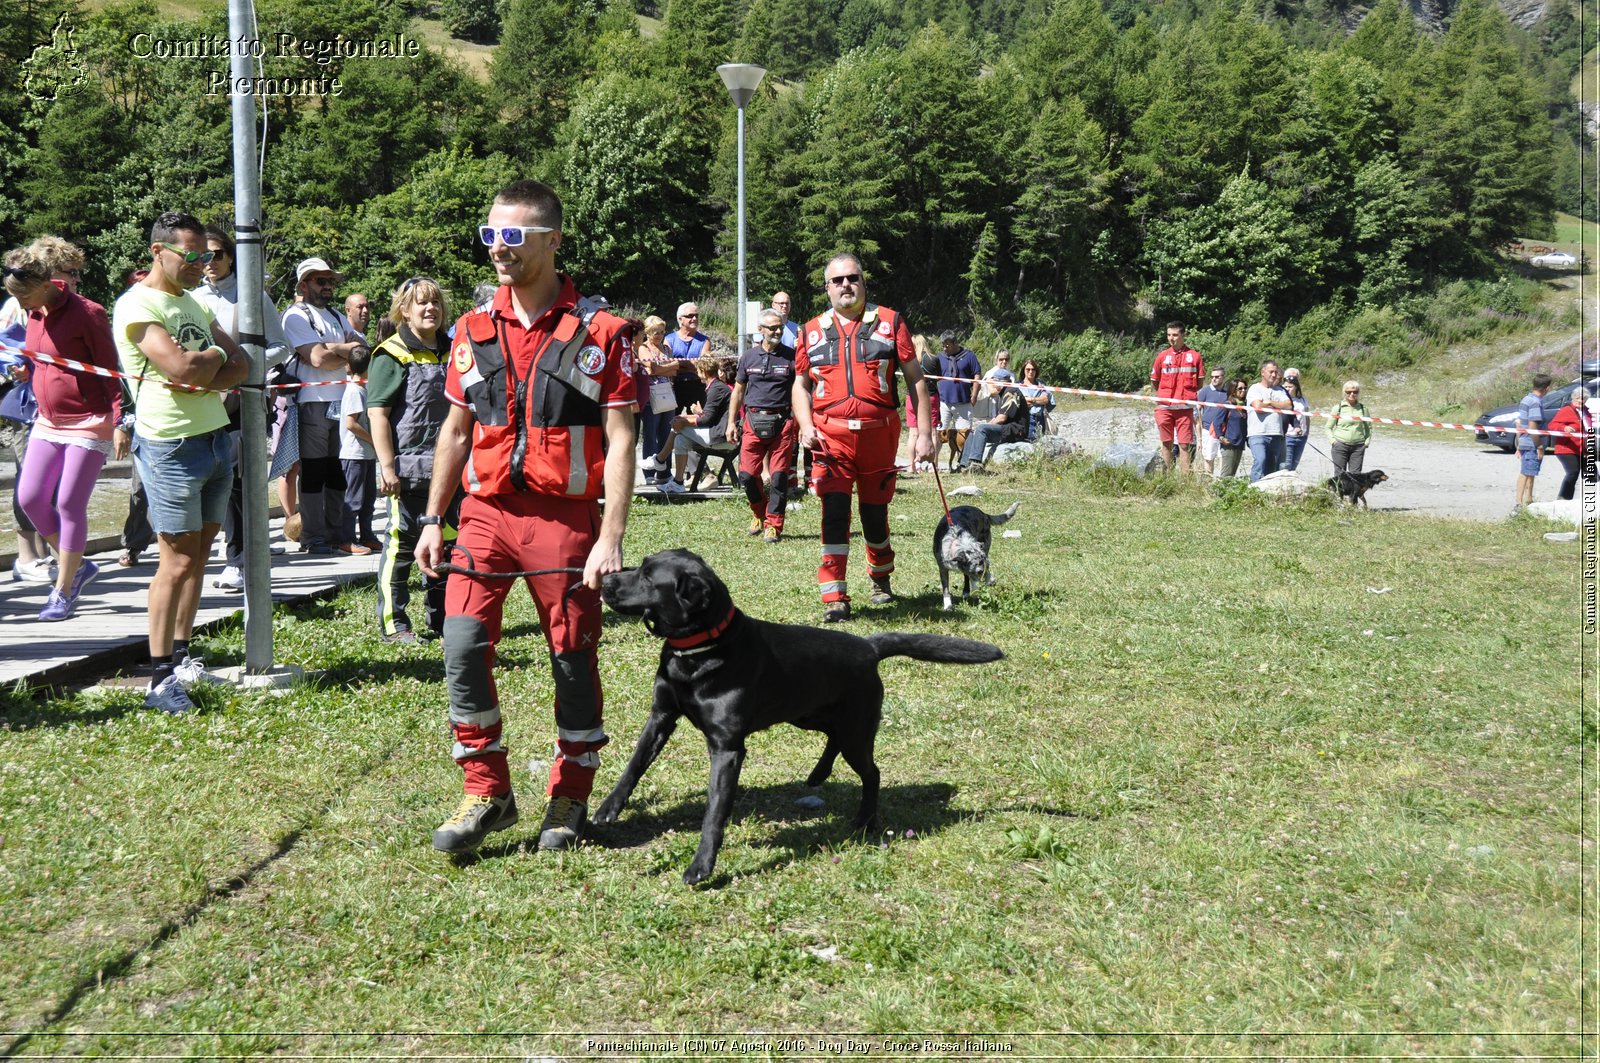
[111,210,251,714]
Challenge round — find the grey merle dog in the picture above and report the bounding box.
[933,501,1021,611]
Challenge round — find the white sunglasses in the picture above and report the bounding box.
[479,225,554,247]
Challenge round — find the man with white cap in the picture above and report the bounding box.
[281,257,368,554]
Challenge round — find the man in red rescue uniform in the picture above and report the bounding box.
[416,179,637,855]
[1149,319,1205,475]
[792,253,934,623]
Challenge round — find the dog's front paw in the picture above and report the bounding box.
[683,860,715,886]
[592,799,622,825]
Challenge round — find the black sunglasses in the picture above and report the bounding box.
[828,273,862,286]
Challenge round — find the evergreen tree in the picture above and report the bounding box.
[491,0,599,155]
[1143,170,1302,324]
[1007,97,1118,327]
[1349,154,1424,307]
[344,148,520,307]
[21,83,133,244]
[272,45,486,209]
[440,0,504,42]
[554,72,716,305]
[1397,0,1555,270]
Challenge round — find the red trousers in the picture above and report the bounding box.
[738,415,799,530]
[811,413,900,603]
[442,492,608,800]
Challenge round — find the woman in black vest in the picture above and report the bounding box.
[367,277,458,643]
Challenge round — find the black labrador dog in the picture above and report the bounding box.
[1327,469,1388,508]
[598,548,1003,885]
[933,501,1020,611]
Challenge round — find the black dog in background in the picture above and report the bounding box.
[933,501,1020,611]
[1327,469,1388,508]
[598,549,1004,885]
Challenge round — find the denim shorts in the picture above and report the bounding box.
[132,428,233,535]
[1519,447,1543,477]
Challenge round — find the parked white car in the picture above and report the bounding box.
[1531,251,1577,267]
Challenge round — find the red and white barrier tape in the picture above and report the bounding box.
[925,374,1589,443]
[0,340,363,395]
[1,339,1583,442]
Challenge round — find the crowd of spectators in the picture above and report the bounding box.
[2,203,1592,721]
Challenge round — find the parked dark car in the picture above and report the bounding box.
[1475,361,1598,450]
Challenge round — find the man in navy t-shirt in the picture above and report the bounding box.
[1195,366,1228,478]
[934,330,981,471]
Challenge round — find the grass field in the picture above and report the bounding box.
[0,458,1589,1058]
[1551,211,1600,256]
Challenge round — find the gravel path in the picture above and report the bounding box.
[1053,405,1557,522]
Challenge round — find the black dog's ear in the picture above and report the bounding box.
[676,568,712,619]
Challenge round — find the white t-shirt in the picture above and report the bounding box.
[339,381,374,461]
[1246,383,1288,436]
[281,301,359,403]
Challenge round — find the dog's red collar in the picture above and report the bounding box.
[665,606,738,651]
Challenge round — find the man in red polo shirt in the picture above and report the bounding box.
[416,179,637,856]
[792,253,933,623]
[1149,319,1205,474]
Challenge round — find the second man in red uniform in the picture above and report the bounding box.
[792,254,933,623]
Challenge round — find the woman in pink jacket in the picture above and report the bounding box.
[2,237,120,620]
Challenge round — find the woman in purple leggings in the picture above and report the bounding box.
[2,237,120,621]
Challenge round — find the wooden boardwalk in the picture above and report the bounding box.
[0,470,737,690]
[0,513,381,689]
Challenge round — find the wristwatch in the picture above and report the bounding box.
[417,515,444,527]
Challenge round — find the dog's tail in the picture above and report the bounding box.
[867,633,1004,664]
[989,501,1022,525]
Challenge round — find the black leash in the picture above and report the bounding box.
[435,543,591,615]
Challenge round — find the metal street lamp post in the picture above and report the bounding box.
[717,63,766,352]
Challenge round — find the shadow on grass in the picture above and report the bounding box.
[865,586,1067,625]
[466,780,961,886]
[0,694,142,729]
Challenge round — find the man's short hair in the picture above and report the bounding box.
[151,210,204,245]
[939,329,959,344]
[1260,359,1279,372]
[1166,320,1185,331]
[677,302,698,319]
[203,225,235,261]
[1532,373,1553,389]
[825,251,862,274]
[493,179,563,229]
[758,308,782,326]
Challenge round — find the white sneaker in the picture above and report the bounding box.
[657,478,687,495]
[11,558,55,583]
[144,674,196,714]
[174,656,229,686]
[639,455,661,474]
[213,566,244,592]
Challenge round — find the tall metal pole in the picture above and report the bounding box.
[227,0,274,672]
[717,65,765,352]
[735,101,748,352]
